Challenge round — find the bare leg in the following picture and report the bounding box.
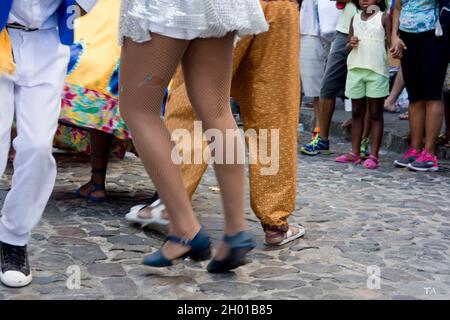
[362,108,371,140]
[442,92,450,136]
[424,100,444,154]
[384,68,405,111]
[367,98,385,158]
[409,101,426,152]
[120,33,247,261]
[119,34,199,260]
[313,97,320,130]
[350,98,366,155]
[318,98,335,141]
[182,34,247,259]
[78,129,113,199]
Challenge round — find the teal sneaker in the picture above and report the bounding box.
[300,135,330,156]
[360,138,370,159]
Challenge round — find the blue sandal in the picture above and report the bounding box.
[143,228,212,267]
[207,231,255,273]
[75,168,107,202]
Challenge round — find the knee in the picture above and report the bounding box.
[352,108,365,119]
[370,110,383,121]
[21,139,53,160]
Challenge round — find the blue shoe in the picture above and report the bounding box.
[143,228,211,267]
[75,181,106,202]
[300,135,330,156]
[207,231,255,273]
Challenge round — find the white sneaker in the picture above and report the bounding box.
[0,242,32,288]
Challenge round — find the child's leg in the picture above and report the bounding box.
[367,98,385,158]
[350,98,367,155]
[0,78,14,177]
[362,109,371,141]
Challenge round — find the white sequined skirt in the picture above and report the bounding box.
[119,0,269,44]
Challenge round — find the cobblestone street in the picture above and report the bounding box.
[1,133,449,300]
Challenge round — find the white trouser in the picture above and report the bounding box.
[0,28,69,246]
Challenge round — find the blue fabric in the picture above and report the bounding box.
[0,0,75,45]
[400,0,440,33]
[0,0,13,31]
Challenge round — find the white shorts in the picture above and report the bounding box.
[300,35,332,97]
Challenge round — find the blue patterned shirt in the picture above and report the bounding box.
[400,0,440,33]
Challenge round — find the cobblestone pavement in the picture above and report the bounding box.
[1,133,449,300]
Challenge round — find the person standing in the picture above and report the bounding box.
[0,0,97,288]
[392,0,450,171]
[300,0,358,155]
[335,0,391,169]
[300,0,339,140]
[125,0,305,247]
[119,0,268,272]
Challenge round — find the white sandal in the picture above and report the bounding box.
[125,199,169,227]
[264,223,305,246]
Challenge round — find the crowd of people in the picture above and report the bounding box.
[0,0,448,289]
[300,0,450,172]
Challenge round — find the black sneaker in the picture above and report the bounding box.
[0,241,32,287]
[394,147,419,168]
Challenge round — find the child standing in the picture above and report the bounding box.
[335,0,391,169]
[0,0,96,288]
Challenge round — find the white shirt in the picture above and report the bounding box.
[8,0,97,29]
[300,0,320,37]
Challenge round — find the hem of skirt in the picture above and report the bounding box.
[120,21,268,45]
[58,119,131,141]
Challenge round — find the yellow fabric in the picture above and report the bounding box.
[0,29,15,76]
[165,0,301,230]
[65,0,121,96]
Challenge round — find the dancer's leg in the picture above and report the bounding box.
[182,33,247,259]
[119,34,200,259]
[182,33,247,236]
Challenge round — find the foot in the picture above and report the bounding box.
[394,147,419,168]
[436,133,450,146]
[126,193,170,227]
[207,231,255,273]
[265,224,305,246]
[300,135,330,156]
[335,152,362,165]
[364,155,379,170]
[399,112,409,120]
[341,118,352,129]
[408,150,439,172]
[143,228,211,267]
[77,181,106,200]
[0,242,32,288]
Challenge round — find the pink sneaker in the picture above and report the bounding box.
[364,155,379,169]
[335,152,361,165]
[408,150,439,172]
